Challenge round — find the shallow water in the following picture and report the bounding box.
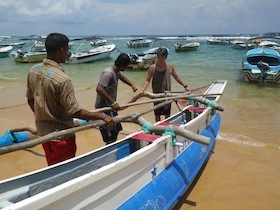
[0,35,279,209]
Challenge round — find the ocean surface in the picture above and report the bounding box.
[0,35,279,209]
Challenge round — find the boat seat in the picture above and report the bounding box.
[157,122,181,127]
[131,133,161,142]
[188,106,205,112]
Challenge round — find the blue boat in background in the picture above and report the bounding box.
[242,47,280,83]
[0,81,227,210]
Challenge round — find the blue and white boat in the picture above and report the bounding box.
[0,80,227,210]
[242,47,280,83]
[0,46,13,58]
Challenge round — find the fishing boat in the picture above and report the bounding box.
[207,37,229,45]
[127,38,153,48]
[32,36,74,52]
[10,49,47,63]
[0,80,227,209]
[0,38,25,49]
[242,47,280,83]
[66,44,116,64]
[128,53,157,70]
[174,42,200,52]
[0,46,13,58]
[90,38,107,46]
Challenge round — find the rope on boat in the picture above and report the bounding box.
[162,125,178,146]
[142,122,152,134]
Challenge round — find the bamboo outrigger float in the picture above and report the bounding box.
[0,80,227,210]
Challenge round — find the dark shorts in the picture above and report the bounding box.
[42,135,76,166]
[154,102,171,116]
[99,111,122,144]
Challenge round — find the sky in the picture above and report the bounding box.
[0,0,280,36]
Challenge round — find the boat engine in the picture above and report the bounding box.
[129,53,139,64]
[13,49,24,61]
[257,61,270,83]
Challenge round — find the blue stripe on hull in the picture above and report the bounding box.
[118,114,220,210]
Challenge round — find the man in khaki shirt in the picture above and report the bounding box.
[26,33,114,166]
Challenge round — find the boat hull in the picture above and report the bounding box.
[127,39,153,48]
[118,114,220,210]
[0,46,13,58]
[174,42,200,52]
[67,51,112,64]
[0,80,227,209]
[66,44,115,64]
[11,51,47,63]
[128,53,157,70]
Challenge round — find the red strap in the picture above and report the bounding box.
[157,122,180,127]
[188,106,205,112]
[131,133,161,142]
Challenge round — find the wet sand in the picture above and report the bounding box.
[1,84,280,210]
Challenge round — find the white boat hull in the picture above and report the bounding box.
[0,46,13,58]
[11,50,47,63]
[66,44,115,64]
[0,81,227,209]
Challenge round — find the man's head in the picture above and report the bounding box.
[156,47,168,58]
[115,53,131,71]
[45,33,69,63]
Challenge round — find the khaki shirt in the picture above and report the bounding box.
[26,58,81,136]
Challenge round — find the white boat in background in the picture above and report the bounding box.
[90,38,107,46]
[207,37,229,45]
[0,36,25,49]
[128,53,157,70]
[0,80,227,210]
[11,49,47,63]
[128,45,169,70]
[32,36,74,51]
[0,46,13,58]
[174,42,200,52]
[127,38,153,48]
[32,36,47,51]
[259,41,280,52]
[66,44,116,64]
[0,41,25,49]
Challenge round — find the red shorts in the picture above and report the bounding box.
[42,136,77,166]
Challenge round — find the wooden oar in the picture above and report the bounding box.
[123,116,210,146]
[0,100,171,155]
[94,92,224,113]
[127,92,224,111]
[0,100,209,155]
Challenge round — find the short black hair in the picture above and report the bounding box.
[45,33,69,54]
[115,53,131,67]
[156,47,168,56]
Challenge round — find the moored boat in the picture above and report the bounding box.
[0,80,227,209]
[207,37,229,45]
[0,46,13,58]
[174,42,200,52]
[10,49,47,63]
[66,44,116,64]
[90,38,107,46]
[0,41,25,49]
[127,38,153,48]
[128,53,157,70]
[242,47,280,83]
